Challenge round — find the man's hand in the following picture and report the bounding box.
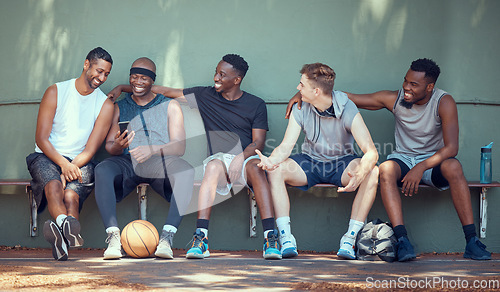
[401,164,425,196]
[61,161,82,183]
[227,154,244,183]
[130,145,155,164]
[337,170,363,193]
[255,149,279,171]
[107,86,124,102]
[285,92,303,119]
[113,129,135,150]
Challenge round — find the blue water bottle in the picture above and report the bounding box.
[480,142,493,184]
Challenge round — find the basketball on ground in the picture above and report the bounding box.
[121,220,159,258]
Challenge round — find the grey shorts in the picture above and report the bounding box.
[26,152,95,213]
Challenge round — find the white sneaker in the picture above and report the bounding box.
[280,233,298,258]
[155,230,174,259]
[103,230,122,260]
[337,233,356,260]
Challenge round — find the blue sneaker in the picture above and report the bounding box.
[280,233,298,258]
[397,236,416,262]
[186,229,210,259]
[263,230,282,260]
[337,234,356,260]
[464,236,491,260]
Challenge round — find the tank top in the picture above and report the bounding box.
[34,79,108,159]
[393,88,448,156]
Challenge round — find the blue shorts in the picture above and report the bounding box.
[289,153,359,191]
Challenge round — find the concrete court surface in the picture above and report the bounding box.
[0,248,499,291]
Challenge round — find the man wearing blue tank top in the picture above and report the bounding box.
[287,58,491,261]
[26,47,115,261]
[259,63,380,260]
[95,57,194,260]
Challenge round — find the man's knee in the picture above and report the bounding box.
[245,159,265,179]
[379,161,401,185]
[440,158,465,181]
[366,165,380,186]
[45,180,63,198]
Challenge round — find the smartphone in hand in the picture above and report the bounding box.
[118,121,130,136]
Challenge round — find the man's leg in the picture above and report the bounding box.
[337,159,378,260]
[43,180,69,261]
[439,158,491,260]
[379,159,416,262]
[186,159,227,259]
[267,158,308,258]
[245,159,281,259]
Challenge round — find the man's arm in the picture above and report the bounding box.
[339,113,379,192]
[105,104,135,156]
[107,84,187,103]
[129,100,186,163]
[255,114,302,171]
[71,98,114,167]
[35,84,82,183]
[400,94,459,196]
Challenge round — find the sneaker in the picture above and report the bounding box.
[186,229,210,259]
[103,230,122,260]
[61,216,84,247]
[43,220,68,261]
[337,234,356,260]
[280,233,298,258]
[263,230,282,260]
[155,230,175,259]
[464,236,491,260]
[396,236,416,262]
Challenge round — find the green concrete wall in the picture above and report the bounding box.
[1,0,499,254]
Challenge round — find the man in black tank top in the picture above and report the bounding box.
[286,58,491,261]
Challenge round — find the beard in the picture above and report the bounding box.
[399,98,414,109]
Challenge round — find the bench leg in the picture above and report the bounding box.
[27,186,38,237]
[479,187,488,238]
[249,189,257,238]
[137,185,148,221]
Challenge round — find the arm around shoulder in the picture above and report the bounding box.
[346,90,398,111]
[152,85,186,102]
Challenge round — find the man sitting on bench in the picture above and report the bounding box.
[258,63,379,259]
[287,58,491,261]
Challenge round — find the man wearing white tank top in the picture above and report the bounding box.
[26,47,114,261]
[287,58,490,261]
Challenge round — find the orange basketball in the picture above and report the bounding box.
[121,220,159,258]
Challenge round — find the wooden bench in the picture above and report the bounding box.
[1,180,499,239]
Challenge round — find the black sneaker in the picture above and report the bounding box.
[464,236,491,260]
[62,216,84,247]
[43,220,68,261]
[396,236,416,262]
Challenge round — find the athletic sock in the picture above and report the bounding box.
[163,224,177,234]
[346,219,364,238]
[262,217,275,238]
[105,226,120,234]
[462,224,476,243]
[56,214,68,228]
[393,224,408,240]
[276,216,292,238]
[196,219,209,238]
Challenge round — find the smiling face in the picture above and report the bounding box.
[84,59,112,89]
[129,73,153,98]
[401,69,434,108]
[297,74,319,104]
[213,61,241,93]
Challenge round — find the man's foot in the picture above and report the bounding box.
[280,233,298,258]
[61,216,84,247]
[186,229,210,259]
[43,220,68,261]
[464,236,491,260]
[155,230,175,259]
[337,234,356,260]
[263,230,282,260]
[396,236,416,262]
[103,230,122,260]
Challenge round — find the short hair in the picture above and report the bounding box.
[410,58,440,84]
[300,63,336,94]
[86,47,113,65]
[222,54,249,78]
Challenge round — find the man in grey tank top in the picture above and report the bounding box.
[258,63,379,260]
[338,58,489,261]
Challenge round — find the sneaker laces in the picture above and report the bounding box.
[266,232,279,249]
[105,231,121,249]
[159,231,175,247]
[186,233,204,250]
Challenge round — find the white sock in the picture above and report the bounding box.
[264,230,271,238]
[276,216,291,238]
[163,225,177,233]
[198,228,208,238]
[56,214,67,228]
[347,219,365,238]
[106,226,120,234]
